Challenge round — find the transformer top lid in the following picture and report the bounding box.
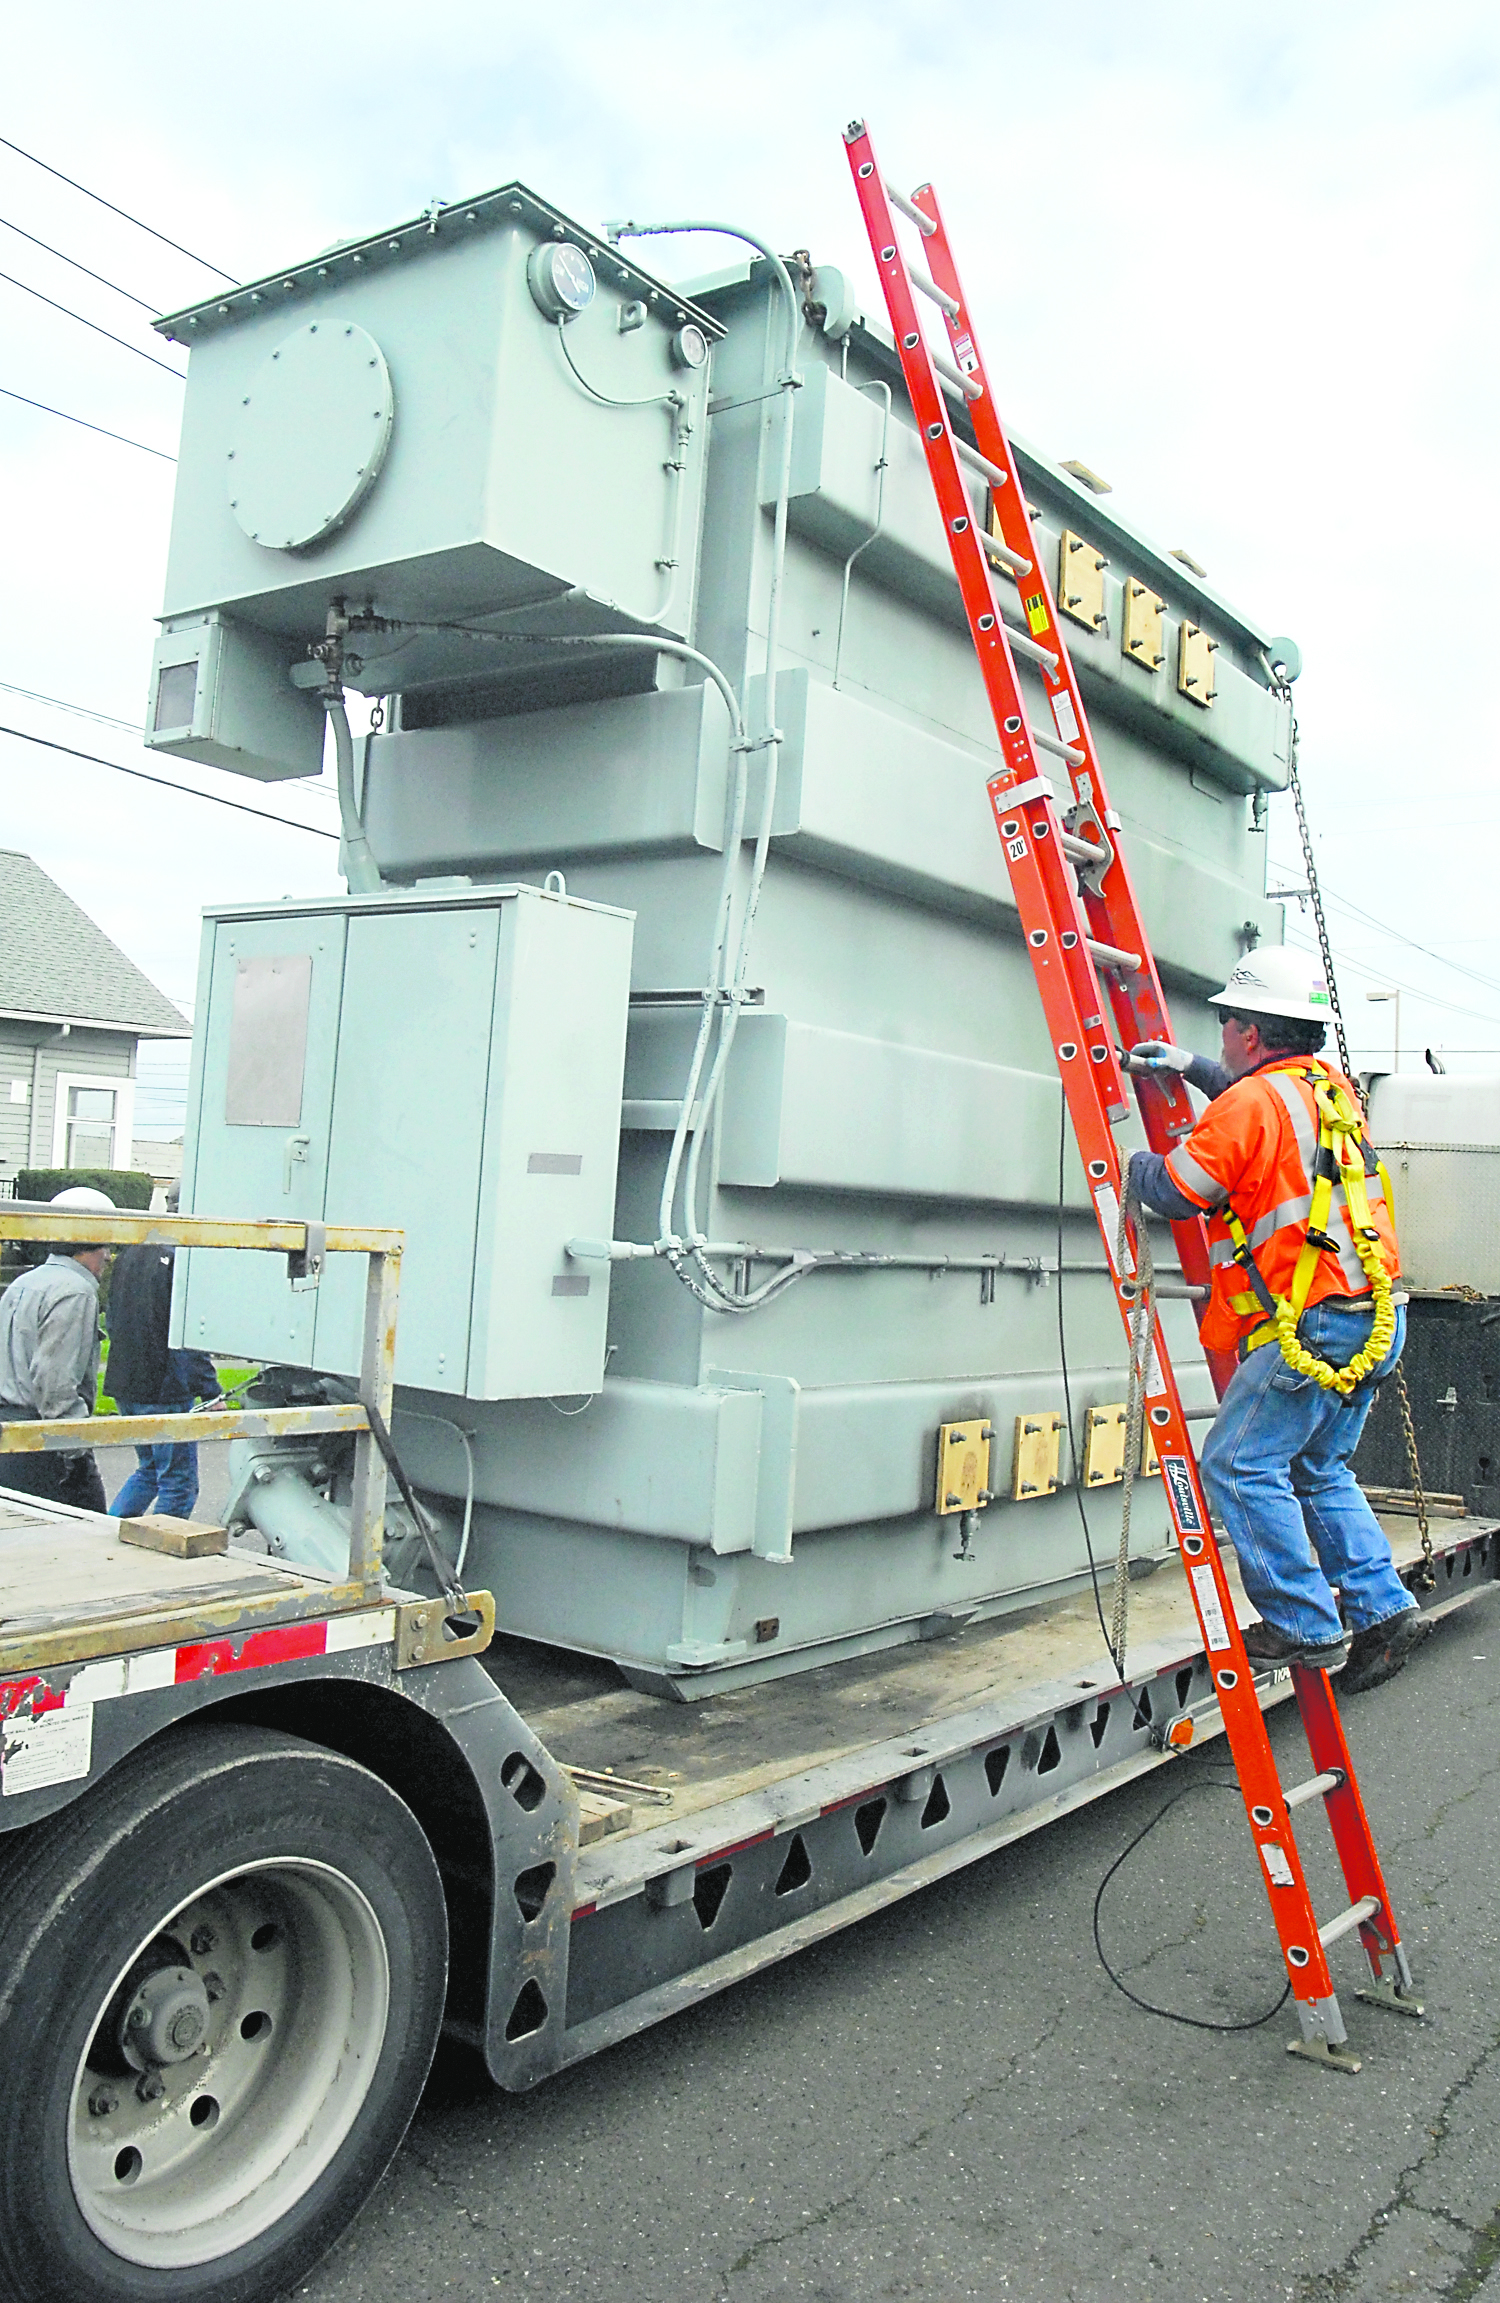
[154,181,727,348]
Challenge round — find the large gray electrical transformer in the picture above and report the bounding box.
[153,180,1293,1696]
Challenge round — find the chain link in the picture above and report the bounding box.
[1277,685,1434,1588]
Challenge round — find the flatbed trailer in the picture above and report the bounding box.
[1,1213,1494,2303]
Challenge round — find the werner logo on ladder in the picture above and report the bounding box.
[843,118,1423,2072]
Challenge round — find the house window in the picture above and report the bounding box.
[51,1073,135,1170]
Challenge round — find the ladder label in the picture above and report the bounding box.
[1260,1841,1295,1888]
[1005,833,1028,863]
[953,333,978,374]
[1189,1561,1231,1651]
[1092,1186,1134,1278]
[1024,592,1049,634]
[1050,690,1080,747]
[1162,1455,1205,1536]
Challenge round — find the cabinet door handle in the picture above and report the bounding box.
[283,1132,311,1193]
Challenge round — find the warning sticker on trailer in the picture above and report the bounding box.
[1024,592,1049,634]
[1051,690,1080,747]
[2,1700,93,1796]
[1161,1454,1205,1534]
[1189,1563,1232,1652]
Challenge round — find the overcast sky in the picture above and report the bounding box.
[3,2,1496,1130]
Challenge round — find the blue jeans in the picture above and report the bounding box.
[110,1401,200,1521]
[1199,1300,1418,1650]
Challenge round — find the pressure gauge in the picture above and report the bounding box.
[669,323,709,371]
[527,240,597,322]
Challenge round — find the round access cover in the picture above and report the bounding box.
[227,321,394,552]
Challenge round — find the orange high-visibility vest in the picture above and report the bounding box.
[1164,1057,1401,1355]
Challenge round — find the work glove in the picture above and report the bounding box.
[1121,1041,1195,1076]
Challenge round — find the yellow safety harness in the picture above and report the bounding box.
[1223,1070,1398,1395]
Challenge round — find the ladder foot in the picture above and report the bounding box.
[1356,1980,1425,2020]
[1287,2034,1363,2074]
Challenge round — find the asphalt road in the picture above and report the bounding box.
[274,1580,1500,2303]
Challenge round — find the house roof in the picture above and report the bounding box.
[0,852,190,1038]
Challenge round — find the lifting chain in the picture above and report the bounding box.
[1276,684,1435,1589]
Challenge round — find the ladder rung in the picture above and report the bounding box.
[981,529,1033,579]
[955,440,1009,492]
[1087,936,1142,975]
[1029,724,1086,769]
[911,267,961,321]
[999,618,1060,675]
[932,349,983,402]
[1059,831,1109,866]
[1318,1894,1380,1950]
[1283,1768,1343,1812]
[886,182,937,236]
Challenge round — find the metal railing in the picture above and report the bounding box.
[0,1209,403,1603]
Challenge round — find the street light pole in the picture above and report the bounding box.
[1366,988,1401,1073]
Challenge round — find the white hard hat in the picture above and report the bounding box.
[1209,948,1333,1025]
[49,1185,116,1213]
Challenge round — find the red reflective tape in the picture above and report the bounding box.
[174,1620,329,1684]
[570,1902,598,1922]
[0,1674,64,1720]
[699,1829,773,1868]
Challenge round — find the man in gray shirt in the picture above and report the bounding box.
[0,1186,114,1512]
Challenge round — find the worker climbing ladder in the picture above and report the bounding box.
[842,119,1421,2071]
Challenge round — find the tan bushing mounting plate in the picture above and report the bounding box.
[1122,580,1165,671]
[935,1420,994,1515]
[1083,1403,1129,1487]
[1012,1412,1062,1500]
[1058,531,1107,631]
[1179,619,1218,706]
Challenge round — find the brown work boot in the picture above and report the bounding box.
[1340,1607,1431,1694]
[1240,1619,1350,1673]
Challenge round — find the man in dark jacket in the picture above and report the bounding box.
[108,1189,222,1520]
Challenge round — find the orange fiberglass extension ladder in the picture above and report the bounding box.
[842,118,1421,2072]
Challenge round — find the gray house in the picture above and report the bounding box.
[0,851,190,1186]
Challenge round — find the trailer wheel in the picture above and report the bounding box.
[0,1722,448,2303]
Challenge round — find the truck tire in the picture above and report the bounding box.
[0,1721,448,2303]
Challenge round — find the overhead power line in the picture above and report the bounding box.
[1282,924,1500,1030]
[0,268,185,377]
[0,680,339,813]
[1270,857,1500,999]
[0,384,175,460]
[0,723,340,841]
[0,213,157,311]
[0,135,237,284]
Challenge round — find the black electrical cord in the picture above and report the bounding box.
[1092,1769,1292,2032]
[0,723,338,837]
[1055,1097,1124,1672]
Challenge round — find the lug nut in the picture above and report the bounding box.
[136,2071,165,2104]
[88,2086,119,2117]
[190,1926,217,1957]
[203,1971,226,2004]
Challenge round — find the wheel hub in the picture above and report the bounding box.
[119,1967,211,2070]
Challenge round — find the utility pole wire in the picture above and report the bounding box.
[0,724,340,841]
[0,213,158,311]
[0,384,176,460]
[0,269,186,376]
[0,135,237,283]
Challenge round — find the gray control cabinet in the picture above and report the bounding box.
[175,885,633,1398]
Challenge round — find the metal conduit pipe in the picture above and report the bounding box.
[607,219,804,1310]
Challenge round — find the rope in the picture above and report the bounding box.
[1112,1169,1157,1673]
